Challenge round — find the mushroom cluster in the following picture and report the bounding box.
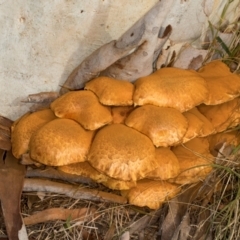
[11,61,240,209]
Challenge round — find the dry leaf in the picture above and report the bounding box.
[0,150,27,240]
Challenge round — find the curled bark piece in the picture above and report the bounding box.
[0,116,13,128]
[26,167,95,185]
[22,92,59,103]
[0,116,12,150]
[60,0,174,94]
[101,25,172,81]
[23,178,127,204]
[24,207,96,225]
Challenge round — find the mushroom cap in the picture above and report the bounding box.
[198,98,240,133]
[51,90,112,130]
[171,138,213,185]
[111,106,134,124]
[146,147,180,180]
[11,109,56,159]
[187,107,215,136]
[198,61,240,105]
[88,123,157,181]
[133,67,208,112]
[85,76,134,106]
[207,131,240,156]
[121,179,181,209]
[58,161,136,190]
[30,118,95,166]
[58,161,108,183]
[182,111,204,143]
[125,105,188,147]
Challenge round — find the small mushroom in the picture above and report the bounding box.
[171,138,213,185]
[146,147,180,180]
[133,67,208,112]
[30,119,95,166]
[125,105,188,147]
[85,76,134,106]
[11,109,56,159]
[187,107,215,136]
[88,124,157,181]
[198,97,240,133]
[58,161,136,190]
[51,90,112,130]
[121,179,181,209]
[198,61,240,105]
[182,110,204,143]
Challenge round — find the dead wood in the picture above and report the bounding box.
[23,178,127,204]
[23,207,96,225]
[25,166,95,185]
[22,92,59,103]
[21,154,43,167]
[60,0,174,94]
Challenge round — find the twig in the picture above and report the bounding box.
[23,178,127,204]
[26,167,95,185]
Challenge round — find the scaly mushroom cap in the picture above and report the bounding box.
[146,147,180,180]
[121,179,181,209]
[171,138,213,185]
[51,90,112,130]
[30,119,95,166]
[85,76,134,106]
[133,67,208,112]
[198,61,240,105]
[58,161,136,190]
[198,98,240,133]
[187,107,215,137]
[88,124,157,181]
[125,105,188,147]
[11,109,56,159]
[111,106,134,124]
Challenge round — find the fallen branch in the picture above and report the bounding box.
[22,92,59,103]
[23,178,127,204]
[25,167,95,185]
[23,207,96,226]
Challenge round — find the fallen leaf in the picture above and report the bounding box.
[0,150,27,240]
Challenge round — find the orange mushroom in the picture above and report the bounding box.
[51,90,112,130]
[133,67,208,112]
[11,109,56,159]
[30,119,95,166]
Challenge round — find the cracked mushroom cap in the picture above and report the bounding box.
[50,90,112,130]
[198,98,240,133]
[133,67,208,112]
[30,118,95,166]
[171,138,213,185]
[11,109,56,159]
[121,179,181,209]
[125,105,188,147]
[85,76,134,106]
[146,147,180,180]
[198,61,240,105]
[87,124,156,181]
[58,161,136,190]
